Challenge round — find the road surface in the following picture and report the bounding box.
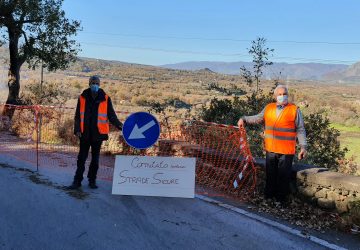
[0,161,332,250]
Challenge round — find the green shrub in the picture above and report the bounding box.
[200,98,239,125]
[302,112,348,170]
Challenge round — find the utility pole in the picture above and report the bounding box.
[37,59,44,170]
[40,60,43,91]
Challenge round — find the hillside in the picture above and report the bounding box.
[323,62,360,82]
[161,61,349,81]
[0,46,357,82]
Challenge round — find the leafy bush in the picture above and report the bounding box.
[200,98,239,125]
[302,112,348,170]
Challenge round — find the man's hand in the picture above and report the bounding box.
[298,148,307,160]
[237,118,245,128]
[75,132,82,138]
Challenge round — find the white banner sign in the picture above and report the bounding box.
[112,155,196,198]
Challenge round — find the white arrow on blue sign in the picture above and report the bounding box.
[122,112,161,149]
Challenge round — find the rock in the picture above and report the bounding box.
[317,198,335,210]
[327,191,340,201]
[297,170,360,193]
[314,189,328,199]
[341,190,349,196]
[296,168,328,183]
[334,188,341,194]
[335,200,349,213]
[338,195,347,201]
[298,186,317,197]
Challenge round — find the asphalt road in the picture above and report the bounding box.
[0,162,331,250]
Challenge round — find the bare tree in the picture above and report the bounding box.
[240,37,274,93]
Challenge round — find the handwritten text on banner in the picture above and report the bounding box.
[112,155,196,198]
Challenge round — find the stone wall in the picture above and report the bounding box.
[254,158,360,213]
[296,168,360,213]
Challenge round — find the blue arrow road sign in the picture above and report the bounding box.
[122,112,160,149]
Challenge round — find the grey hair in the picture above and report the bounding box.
[273,84,288,96]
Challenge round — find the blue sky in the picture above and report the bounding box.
[62,0,360,66]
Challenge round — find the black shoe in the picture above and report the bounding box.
[66,182,81,190]
[89,181,98,189]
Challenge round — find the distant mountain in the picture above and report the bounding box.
[0,45,358,82]
[161,61,350,81]
[323,62,360,82]
[324,62,360,82]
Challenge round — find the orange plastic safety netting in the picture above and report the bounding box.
[0,104,256,199]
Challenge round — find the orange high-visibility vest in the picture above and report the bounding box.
[264,103,297,154]
[79,95,109,134]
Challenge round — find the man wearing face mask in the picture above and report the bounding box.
[237,85,307,204]
[68,75,123,189]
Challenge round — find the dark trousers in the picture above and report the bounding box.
[265,152,294,202]
[74,139,102,183]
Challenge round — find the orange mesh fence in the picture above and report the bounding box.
[0,104,256,199]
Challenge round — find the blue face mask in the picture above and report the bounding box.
[276,95,288,104]
[90,84,99,93]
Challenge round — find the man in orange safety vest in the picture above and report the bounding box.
[68,75,123,189]
[237,85,307,204]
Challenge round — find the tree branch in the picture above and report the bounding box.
[22,30,30,46]
[16,18,43,24]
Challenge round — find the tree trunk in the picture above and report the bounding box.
[2,27,21,119]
